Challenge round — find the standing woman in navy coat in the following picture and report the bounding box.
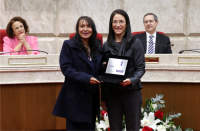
[52,16,102,130]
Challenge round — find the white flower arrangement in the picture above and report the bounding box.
[96,94,193,131]
[96,112,110,131]
[141,112,161,130]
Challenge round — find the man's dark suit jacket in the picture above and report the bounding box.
[133,32,172,54]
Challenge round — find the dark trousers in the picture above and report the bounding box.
[105,89,142,131]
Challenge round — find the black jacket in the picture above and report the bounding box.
[101,36,145,101]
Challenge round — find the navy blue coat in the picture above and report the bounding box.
[52,39,102,123]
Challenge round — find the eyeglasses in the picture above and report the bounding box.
[112,20,125,25]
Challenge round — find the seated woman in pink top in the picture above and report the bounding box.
[3,16,40,55]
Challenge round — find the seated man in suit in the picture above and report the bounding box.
[133,13,172,54]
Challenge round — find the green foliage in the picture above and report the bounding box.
[162,114,167,122]
[122,115,126,129]
[175,125,181,130]
[184,128,193,131]
[143,98,152,114]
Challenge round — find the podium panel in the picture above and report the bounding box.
[1,83,66,130]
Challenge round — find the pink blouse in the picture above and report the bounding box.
[3,36,40,55]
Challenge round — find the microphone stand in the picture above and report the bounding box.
[179,49,200,54]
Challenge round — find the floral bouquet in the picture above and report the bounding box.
[140,94,183,131]
[96,94,193,131]
[96,110,110,131]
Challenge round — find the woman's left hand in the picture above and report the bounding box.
[119,78,131,86]
[90,77,100,84]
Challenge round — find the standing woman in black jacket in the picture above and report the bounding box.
[101,9,145,130]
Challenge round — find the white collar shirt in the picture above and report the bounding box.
[146,32,157,54]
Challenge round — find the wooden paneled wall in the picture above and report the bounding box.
[0,83,65,130]
[1,83,199,130]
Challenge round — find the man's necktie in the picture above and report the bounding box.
[148,35,154,54]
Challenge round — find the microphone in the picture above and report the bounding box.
[179,49,200,54]
[0,50,48,55]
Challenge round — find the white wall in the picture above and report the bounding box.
[1,0,200,54]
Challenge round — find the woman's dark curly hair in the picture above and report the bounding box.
[73,16,101,61]
[6,16,29,38]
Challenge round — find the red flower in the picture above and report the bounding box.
[101,110,107,116]
[108,127,110,131]
[101,110,107,119]
[155,110,164,119]
[142,126,153,131]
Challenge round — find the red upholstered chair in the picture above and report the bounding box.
[69,33,103,46]
[0,29,7,53]
[132,31,165,35]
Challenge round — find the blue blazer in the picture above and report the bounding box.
[52,39,102,123]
